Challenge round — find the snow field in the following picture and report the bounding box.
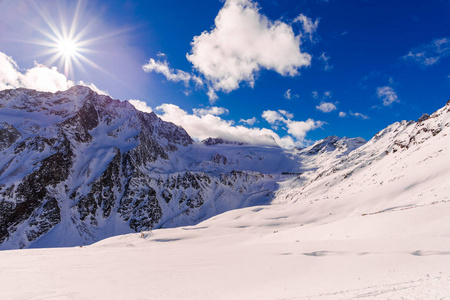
[1,199,449,299]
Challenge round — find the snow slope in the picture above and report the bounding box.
[0,101,450,298]
[0,198,449,299]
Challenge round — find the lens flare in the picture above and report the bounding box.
[30,0,104,79]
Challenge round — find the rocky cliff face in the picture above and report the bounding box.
[6,87,447,251]
[0,86,290,249]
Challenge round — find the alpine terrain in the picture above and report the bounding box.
[1,87,450,299]
[0,86,364,249]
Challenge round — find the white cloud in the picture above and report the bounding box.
[142,57,202,86]
[262,110,284,125]
[286,119,323,139]
[350,112,369,119]
[316,102,337,113]
[377,86,398,106]
[278,109,294,119]
[186,0,312,93]
[0,51,106,94]
[193,106,229,116]
[284,89,292,99]
[293,14,319,42]
[402,38,449,67]
[239,117,257,126]
[339,110,368,119]
[0,52,73,92]
[129,99,153,113]
[262,109,323,141]
[284,88,299,100]
[312,90,331,100]
[318,52,333,71]
[207,87,219,103]
[156,104,297,148]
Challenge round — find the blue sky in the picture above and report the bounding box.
[0,0,449,147]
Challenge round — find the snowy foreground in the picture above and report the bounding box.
[1,200,449,299]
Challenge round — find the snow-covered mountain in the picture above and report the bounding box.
[0,86,362,249]
[1,87,450,298]
[274,100,450,212]
[1,86,449,253]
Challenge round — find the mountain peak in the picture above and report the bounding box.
[302,135,366,156]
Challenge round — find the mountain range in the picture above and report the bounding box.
[0,86,448,251]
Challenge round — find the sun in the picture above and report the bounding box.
[57,38,79,59]
[29,0,131,81]
[31,0,102,79]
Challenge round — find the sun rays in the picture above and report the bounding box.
[30,0,105,79]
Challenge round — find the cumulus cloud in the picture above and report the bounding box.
[0,51,107,95]
[239,117,257,126]
[262,110,285,125]
[142,57,202,86]
[156,104,297,148]
[0,52,74,92]
[377,86,398,106]
[312,91,319,99]
[316,102,337,113]
[293,14,319,42]
[286,119,323,139]
[402,38,449,67]
[186,0,312,93]
[284,88,299,100]
[129,99,153,113]
[193,106,229,116]
[338,111,347,117]
[262,109,323,140]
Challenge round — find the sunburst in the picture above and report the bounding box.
[31,0,103,79]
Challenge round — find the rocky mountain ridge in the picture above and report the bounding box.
[1,86,447,250]
[273,99,450,216]
[0,86,316,249]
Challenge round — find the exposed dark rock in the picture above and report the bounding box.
[0,123,21,151]
[202,137,244,146]
[418,113,430,123]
